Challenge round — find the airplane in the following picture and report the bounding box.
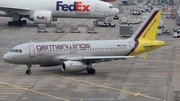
[3,8,165,75]
[0,0,119,26]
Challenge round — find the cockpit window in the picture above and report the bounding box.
[10,49,22,53]
[10,49,14,52]
[109,6,115,9]
[19,49,22,53]
[15,49,18,53]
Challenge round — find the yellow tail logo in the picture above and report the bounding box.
[127,8,165,56]
[131,8,162,40]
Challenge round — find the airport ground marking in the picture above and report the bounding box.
[0,72,48,76]
[0,81,70,101]
[112,36,116,40]
[49,73,165,101]
[136,59,180,65]
[135,92,140,96]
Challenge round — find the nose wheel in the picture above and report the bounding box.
[26,70,31,74]
[26,64,32,75]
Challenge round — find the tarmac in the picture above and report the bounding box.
[0,2,179,101]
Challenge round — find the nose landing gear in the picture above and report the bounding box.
[26,64,31,75]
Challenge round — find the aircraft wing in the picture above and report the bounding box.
[78,56,134,60]
[0,6,32,14]
[52,55,134,62]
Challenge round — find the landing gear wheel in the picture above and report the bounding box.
[87,68,96,74]
[7,19,27,26]
[26,64,32,75]
[22,20,27,25]
[26,70,31,74]
[12,20,17,26]
[8,21,13,26]
[17,20,22,26]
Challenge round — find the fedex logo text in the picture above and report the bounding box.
[37,16,47,20]
[56,1,90,12]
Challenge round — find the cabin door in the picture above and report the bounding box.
[129,42,134,49]
[28,45,35,58]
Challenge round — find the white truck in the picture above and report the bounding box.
[107,19,116,27]
[121,17,128,24]
[94,18,107,27]
[157,26,162,35]
[131,10,141,15]
[159,19,164,28]
[173,30,180,38]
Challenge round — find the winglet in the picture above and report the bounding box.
[130,8,162,40]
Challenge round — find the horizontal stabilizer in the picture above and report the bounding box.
[144,40,165,47]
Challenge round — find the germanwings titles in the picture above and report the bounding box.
[3,9,165,75]
[36,43,91,52]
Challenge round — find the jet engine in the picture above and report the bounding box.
[61,61,91,72]
[29,11,52,24]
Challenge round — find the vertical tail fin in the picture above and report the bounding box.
[130,8,162,40]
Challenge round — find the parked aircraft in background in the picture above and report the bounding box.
[0,0,119,26]
[3,9,165,75]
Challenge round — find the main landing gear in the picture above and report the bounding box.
[87,68,96,74]
[26,64,31,75]
[8,20,27,26]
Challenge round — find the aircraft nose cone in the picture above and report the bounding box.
[3,53,11,63]
[115,8,119,14]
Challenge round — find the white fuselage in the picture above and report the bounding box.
[0,0,119,18]
[3,39,135,65]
